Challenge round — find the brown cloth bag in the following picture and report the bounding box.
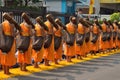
[107,32,112,41]
[17,35,30,53]
[32,36,44,51]
[113,31,117,41]
[76,32,84,46]
[117,33,120,40]
[66,32,75,46]
[91,33,98,43]
[44,34,53,48]
[54,36,62,51]
[102,32,107,41]
[0,24,14,53]
[85,32,90,43]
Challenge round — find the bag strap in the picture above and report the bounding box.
[0,24,5,36]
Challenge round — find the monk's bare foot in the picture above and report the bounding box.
[83,55,87,58]
[54,59,59,64]
[22,69,28,72]
[55,62,59,64]
[93,53,96,56]
[34,65,39,68]
[67,60,72,62]
[22,66,28,71]
[59,59,62,61]
[77,56,82,60]
[5,71,11,75]
[80,56,83,60]
[77,57,79,59]
[76,55,80,59]
[34,63,39,68]
[103,51,105,54]
[0,67,2,71]
[45,64,51,66]
[44,62,51,66]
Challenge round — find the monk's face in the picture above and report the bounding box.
[94,19,98,23]
[71,17,77,25]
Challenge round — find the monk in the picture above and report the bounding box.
[105,21,112,52]
[0,51,1,70]
[117,22,120,49]
[112,20,118,50]
[99,19,108,53]
[54,18,63,64]
[117,22,120,48]
[0,44,1,70]
[32,16,48,68]
[17,13,33,71]
[64,16,77,62]
[90,19,100,55]
[84,19,91,57]
[0,12,17,74]
[75,18,85,59]
[107,20,114,50]
[113,21,120,49]
[43,14,58,66]
[85,18,95,55]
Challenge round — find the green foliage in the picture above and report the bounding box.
[32,0,39,3]
[10,0,41,7]
[110,12,120,22]
[99,20,103,24]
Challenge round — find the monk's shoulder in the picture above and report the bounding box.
[20,22,24,26]
[78,23,83,27]
[66,23,70,27]
[2,20,8,25]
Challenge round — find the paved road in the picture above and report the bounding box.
[8,53,120,80]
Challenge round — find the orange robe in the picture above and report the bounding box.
[106,27,110,49]
[113,24,118,48]
[32,23,44,62]
[117,29,120,49]
[99,23,107,50]
[0,50,1,64]
[64,23,76,57]
[75,23,85,56]
[109,26,113,49]
[17,22,32,64]
[0,20,16,66]
[90,24,99,52]
[84,27,90,54]
[54,27,62,59]
[43,21,54,61]
[117,29,120,48]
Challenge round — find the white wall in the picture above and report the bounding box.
[100,15,110,20]
[43,1,62,12]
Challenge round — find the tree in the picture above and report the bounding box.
[17,0,23,6]
[24,0,41,6]
[20,0,40,6]
[110,12,120,22]
[14,0,30,6]
[4,0,41,7]
[32,0,39,3]
[24,0,31,6]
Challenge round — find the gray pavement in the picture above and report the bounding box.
[7,53,120,80]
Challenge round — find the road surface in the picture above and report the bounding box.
[8,53,120,80]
